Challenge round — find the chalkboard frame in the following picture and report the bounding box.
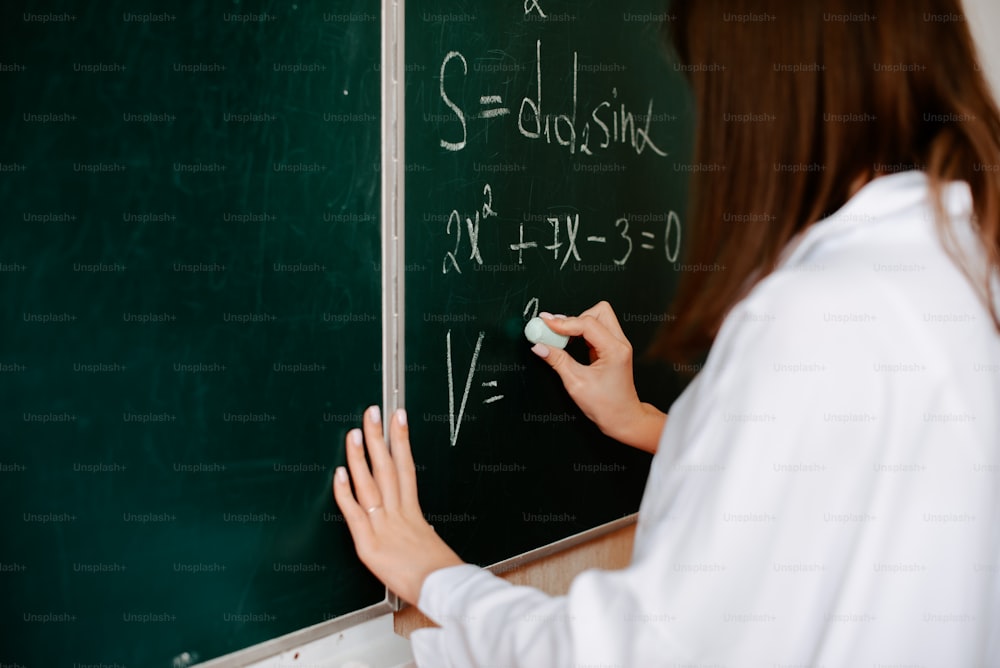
[381,0,406,617]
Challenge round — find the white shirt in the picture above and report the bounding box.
[410,171,1000,667]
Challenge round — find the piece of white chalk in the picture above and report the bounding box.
[524,317,569,349]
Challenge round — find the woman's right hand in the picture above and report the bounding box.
[531,301,666,453]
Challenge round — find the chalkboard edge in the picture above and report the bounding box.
[486,512,639,575]
[192,600,395,667]
[381,0,408,614]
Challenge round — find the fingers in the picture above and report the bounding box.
[532,302,634,394]
[343,426,387,513]
[335,406,417,522]
[579,301,628,342]
[332,465,375,549]
[531,342,587,390]
[388,409,420,509]
[539,310,628,361]
[360,406,400,511]
[540,302,628,344]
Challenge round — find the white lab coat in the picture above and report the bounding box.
[410,171,1000,667]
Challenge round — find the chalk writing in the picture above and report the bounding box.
[664,210,681,262]
[442,184,681,270]
[439,51,468,151]
[442,184,498,274]
[524,0,547,18]
[446,330,506,447]
[439,40,671,157]
[523,297,540,320]
[446,330,482,447]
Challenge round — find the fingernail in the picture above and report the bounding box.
[368,405,381,423]
[539,311,553,320]
[531,343,550,359]
[350,429,363,446]
[396,408,407,426]
[335,467,348,483]
[554,314,568,319]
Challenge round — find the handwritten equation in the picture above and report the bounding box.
[438,39,672,158]
[441,183,681,273]
[444,299,548,447]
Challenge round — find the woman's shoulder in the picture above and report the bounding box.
[722,172,989,356]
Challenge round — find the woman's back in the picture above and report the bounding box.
[624,170,1000,665]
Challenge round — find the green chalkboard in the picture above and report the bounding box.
[403,2,695,568]
[2,1,696,665]
[1,1,386,666]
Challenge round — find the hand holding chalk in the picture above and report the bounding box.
[524,316,570,349]
[527,304,666,454]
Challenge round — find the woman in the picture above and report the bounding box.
[333,0,1000,665]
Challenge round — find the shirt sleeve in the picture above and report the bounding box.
[410,564,573,667]
[410,560,693,667]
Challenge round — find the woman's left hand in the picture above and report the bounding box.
[332,405,464,606]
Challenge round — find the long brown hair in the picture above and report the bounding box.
[651,0,1000,364]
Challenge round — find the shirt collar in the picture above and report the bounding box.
[777,170,972,269]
